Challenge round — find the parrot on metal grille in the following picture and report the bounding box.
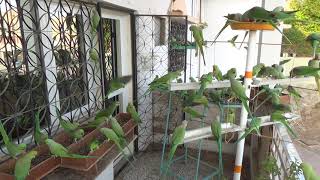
[0,121,26,158]
[45,139,95,158]
[34,111,48,145]
[91,9,100,34]
[189,24,206,65]
[89,49,99,63]
[14,150,38,180]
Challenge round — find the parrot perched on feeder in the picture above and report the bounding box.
[228,75,252,118]
[224,68,237,80]
[14,150,38,180]
[126,103,142,125]
[166,121,188,171]
[197,72,213,96]
[0,121,26,158]
[236,117,262,143]
[212,65,223,81]
[148,70,182,93]
[34,111,48,145]
[271,111,296,137]
[211,120,222,140]
[253,63,265,77]
[290,66,320,95]
[183,107,204,119]
[107,76,132,96]
[45,139,95,158]
[189,24,207,65]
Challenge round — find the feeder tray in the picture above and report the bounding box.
[230,22,274,31]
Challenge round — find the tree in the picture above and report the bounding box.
[282,0,320,56]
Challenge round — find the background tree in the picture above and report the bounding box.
[282,0,320,57]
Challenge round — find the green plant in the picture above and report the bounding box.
[286,160,302,180]
[256,155,281,180]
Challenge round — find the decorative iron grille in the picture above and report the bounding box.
[0,0,116,158]
[134,15,188,150]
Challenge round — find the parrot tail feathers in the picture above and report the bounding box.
[235,130,251,144]
[70,153,97,159]
[280,119,297,138]
[242,100,253,118]
[164,144,178,175]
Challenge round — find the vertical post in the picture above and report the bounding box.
[233,30,257,180]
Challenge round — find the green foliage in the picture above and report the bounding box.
[256,155,281,180]
[283,0,320,57]
[286,160,303,180]
[282,27,313,57]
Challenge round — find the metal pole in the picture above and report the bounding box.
[233,30,257,180]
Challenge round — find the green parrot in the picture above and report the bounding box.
[192,95,209,107]
[261,85,283,105]
[280,59,291,66]
[90,8,100,34]
[228,35,238,47]
[107,76,132,96]
[86,101,120,128]
[183,106,204,119]
[148,70,182,93]
[228,76,252,118]
[213,65,223,81]
[243,6,294,43]
[166,120,188,172]
[14,150,38,180]
[110,117,125,138]
[223,68,237,80]
[272,103,292,113]
[306,33,320,57]
[287,85,302,100]
[271,111,296,137]
[89,49,99,63]
[258,66,284,79]
[236,117,262,143]
[56,108,84,141]
[100,128,124,152]
[208,89,224,108]
[211,120,222,140]
[198,72,213,96]
[89,139,100,152]
[290,66,320,95]
[189,77,197,82]
[34,111,48,145]
[272,64,284,73]
[309,59,320,68]
[45,139,95,158]
[126,103,142,125]
[301,162,320,180]
[226,108,236,124]
[0,121,26,158]
[189,24,206,65]
[253,63,265,77]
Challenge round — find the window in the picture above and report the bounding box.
[154,17,167,46]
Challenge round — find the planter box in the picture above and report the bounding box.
[61,113,136,172]
[0,132,73,180]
